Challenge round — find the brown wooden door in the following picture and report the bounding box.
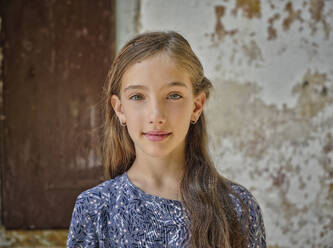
[1,0,115,229]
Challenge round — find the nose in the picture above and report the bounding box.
[149,98,167,125]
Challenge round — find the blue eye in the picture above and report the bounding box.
[129,94,143,100]
[129,93,182,101]
[168,93,182,100]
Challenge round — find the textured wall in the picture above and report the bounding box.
[118,0,333,247]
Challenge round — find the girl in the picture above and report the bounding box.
[67,31,266,248]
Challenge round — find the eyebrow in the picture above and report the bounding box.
[124,82,188,92]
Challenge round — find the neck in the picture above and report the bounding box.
[133,157,184,182]
[126,144,186,200]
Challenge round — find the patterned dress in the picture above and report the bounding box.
[67,172,266,247]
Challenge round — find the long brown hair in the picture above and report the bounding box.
[103,31,248,247]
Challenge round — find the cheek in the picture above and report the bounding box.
[121,105,142,131]
[125,114,142,141]
[123,100,193,126]
[122,102,141,118]
[167,102,193,119]
[125,111,143,126]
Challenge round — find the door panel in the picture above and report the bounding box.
[2,0,115,229]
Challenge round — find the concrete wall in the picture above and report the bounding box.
[116,0,333,247]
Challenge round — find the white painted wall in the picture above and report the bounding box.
[117,0,333,247]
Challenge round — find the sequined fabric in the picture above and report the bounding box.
[67,172,266,247]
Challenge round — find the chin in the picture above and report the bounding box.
[145,148,173,158]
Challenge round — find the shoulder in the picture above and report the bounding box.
[67,174,124,247]
[227,180,267,247]
[73,173,124,216]
[228,181,261,217]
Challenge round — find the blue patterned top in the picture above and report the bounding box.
[67,172,266,247]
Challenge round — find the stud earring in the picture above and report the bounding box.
[120,121,126,126]
[191,119,197,125]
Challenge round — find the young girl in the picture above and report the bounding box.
[67,31,266,248]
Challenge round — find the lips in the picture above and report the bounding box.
[144,131,171,135]
[143,131,171,141]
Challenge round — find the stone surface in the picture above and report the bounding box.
[0,227,67,247]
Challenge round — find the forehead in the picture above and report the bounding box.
[120,53,193,92]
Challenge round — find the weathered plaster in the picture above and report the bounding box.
[309,0,331,39]
[232,0,261,19]
[204,70,333,246]
[138,0,333,108]
[127,0,333,247]
[116,0,140,52]
[282,2,303,32]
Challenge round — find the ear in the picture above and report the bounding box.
[191,92,206,121]
[111,94,126,123]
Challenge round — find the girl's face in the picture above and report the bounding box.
[111,53,205,158]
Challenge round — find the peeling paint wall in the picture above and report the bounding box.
[117,0,333,247]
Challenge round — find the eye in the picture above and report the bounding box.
[168,93,182,100]
[129,94,144,101]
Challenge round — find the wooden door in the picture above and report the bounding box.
[1,0,115,229]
